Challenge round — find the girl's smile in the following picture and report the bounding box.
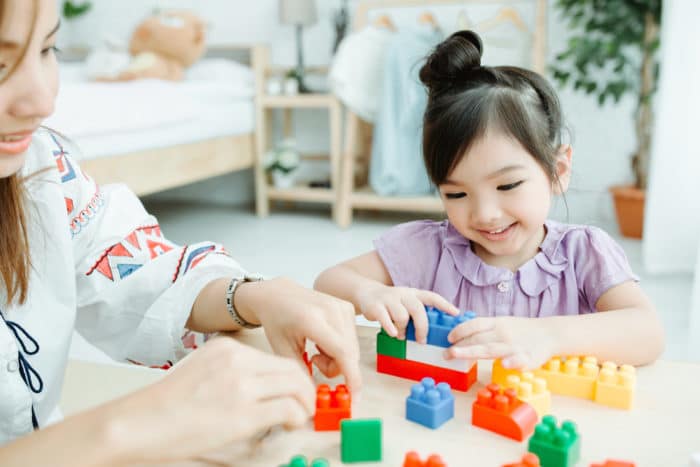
[0,130,34,155]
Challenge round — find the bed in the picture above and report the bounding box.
[46,46,261,196]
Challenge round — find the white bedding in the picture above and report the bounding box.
[45,58,255,160]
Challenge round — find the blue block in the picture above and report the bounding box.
[406,307,477,348]
[405,377,454,429]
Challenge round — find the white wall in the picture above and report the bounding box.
[59,0,637,224]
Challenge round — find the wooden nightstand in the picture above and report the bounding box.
[252,46,343,225]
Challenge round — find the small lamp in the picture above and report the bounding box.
[279,0,318,93]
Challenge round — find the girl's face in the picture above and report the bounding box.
[438,130,571,270]
[0,0,59,178]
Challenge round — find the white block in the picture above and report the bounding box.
[406,340,469,372]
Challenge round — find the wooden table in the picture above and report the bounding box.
[61,326,700,466]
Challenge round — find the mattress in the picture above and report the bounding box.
[46,58,255,160]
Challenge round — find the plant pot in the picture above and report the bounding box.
[609,185,645,239]
[271,170,297,189]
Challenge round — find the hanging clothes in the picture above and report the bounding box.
[329,25,394,123]
[369,25,443,196]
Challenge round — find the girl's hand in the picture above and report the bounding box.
[117,337,316,463]
[241,277,362,393]
[356,284,459,344]
[445,317,557,370]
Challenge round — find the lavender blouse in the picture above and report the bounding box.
[374,219,638,317]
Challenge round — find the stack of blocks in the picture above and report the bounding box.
[405,377,454,429]
[527,415,580,467]
[471,383,538,441]
[313,384,351,431]
[376,307,478,391]
[340,418,382,463]
[403,451,448,467]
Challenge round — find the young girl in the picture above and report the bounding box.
[0,0,360,463]
[316,30,664,369]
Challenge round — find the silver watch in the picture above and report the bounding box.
[225,274,263,329]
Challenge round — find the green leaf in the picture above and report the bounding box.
[63,1,92,19]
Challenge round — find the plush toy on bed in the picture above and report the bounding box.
[87,10,206,82]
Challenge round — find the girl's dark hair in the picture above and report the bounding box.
[419,30,565,186]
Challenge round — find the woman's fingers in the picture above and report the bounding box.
[253,397,312,432]
[311,352,341,378]
[368,303,398,337]
[253,368,315,415]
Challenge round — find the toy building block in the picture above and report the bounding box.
[493,358,527,386]
[405,377,454,429]
[340,418,382,463]
[502,453,541,467]
[590,460,636,467]
[534,356,599,400]
[528,415,581,467]
[314,384,351,431]
[302,351,312,376]
[278,455,329,467]
[471,383,538,441]
[505,373,551,418]
[406,340,470,372]
[376,328,406,359]
[403,451,448,467]
[406,307,477,348]
[593,362,635,410]
[377,353,477,392]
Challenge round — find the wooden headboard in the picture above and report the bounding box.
[353,0,547,73]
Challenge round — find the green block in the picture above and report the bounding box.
[528,415,581,467]
[341,418,382,463]
[376,329,405,359]
[278,455,329,467]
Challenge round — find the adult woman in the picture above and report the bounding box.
[0,0,360,464]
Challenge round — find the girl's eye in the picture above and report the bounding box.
[497,180,524,191]
[444,192,466,199]
[41,45,59,56]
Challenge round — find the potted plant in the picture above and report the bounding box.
[550,0,662,238]
[264,139,301,189]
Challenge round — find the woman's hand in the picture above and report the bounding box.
[110,337,315,463]
[237,277,362,393]
[356,283,459,344]
[445,317,557,370]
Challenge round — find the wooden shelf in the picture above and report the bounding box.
[350,186,443,212]
[267,186,335,203]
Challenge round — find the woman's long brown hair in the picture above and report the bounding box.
[1,0,38,305]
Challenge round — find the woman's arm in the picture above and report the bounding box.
[0,338,315,466]
[447,281,665,368]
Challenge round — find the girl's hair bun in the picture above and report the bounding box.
[419,30,484,94]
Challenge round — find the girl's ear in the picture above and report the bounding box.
[552,144,573,195]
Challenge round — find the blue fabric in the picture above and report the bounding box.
[369,27,443,196]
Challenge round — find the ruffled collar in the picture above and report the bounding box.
[442,220,569,297]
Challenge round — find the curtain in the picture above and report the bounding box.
[642,0,700,274]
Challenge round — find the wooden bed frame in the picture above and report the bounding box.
[79,45,261,196]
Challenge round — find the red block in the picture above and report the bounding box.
[376,354,477,392]
[314,384,351,431]
[590,461,636,467]
[403,451,447,467]
[502,453,540,467]
[471,383,538,441]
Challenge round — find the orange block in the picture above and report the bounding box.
[505,373,551,418]
[492,359,525,386]
[471,383,538,441]
[314,384,351,431]
[594,362,635,410]
[502,453,540,467]
[590,460,636,467]
[534,356,599,400]
[403,451,447,467]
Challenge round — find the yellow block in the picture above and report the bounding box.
[504,372,551,418]
[594,362,635,410]
[492,359,525,386]
[534,356,599,400]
